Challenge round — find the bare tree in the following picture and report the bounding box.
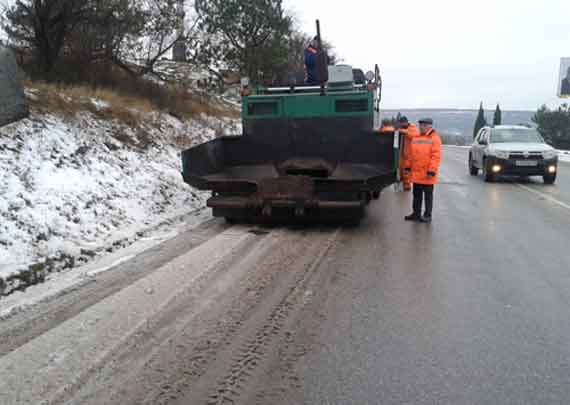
[3,0,201,77]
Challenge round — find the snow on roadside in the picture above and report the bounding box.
[0,207,211,319]
[90,98,110,110]
[0,106,239,297]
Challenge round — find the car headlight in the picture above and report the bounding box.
[487,149,509,159]
[542,150,558,159]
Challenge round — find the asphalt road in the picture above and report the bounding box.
[286,146,570,404]
[1,146,570,404]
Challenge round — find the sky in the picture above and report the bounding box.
[285,0,570,110]
[1,0,569,110]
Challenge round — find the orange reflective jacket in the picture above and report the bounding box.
[405,128,442,185]
[399,123,419,163]
[379,125,395,133]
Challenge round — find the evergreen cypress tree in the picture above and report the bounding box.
[493,104,502,126]
[473,102,487,139]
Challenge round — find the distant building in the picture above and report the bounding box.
[172,0,187,62]
[561,73,570,96]
[559,59,570,97]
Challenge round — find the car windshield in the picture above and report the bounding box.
[490,129,544,143]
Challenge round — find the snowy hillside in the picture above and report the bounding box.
[0,85,240,296]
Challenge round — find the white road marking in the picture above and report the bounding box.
[516,184,570,211]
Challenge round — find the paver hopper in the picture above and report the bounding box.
[182,65,397,222]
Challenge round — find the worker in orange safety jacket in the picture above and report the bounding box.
[397,116,420,191]
[403,118,442,223]
[379,119,395,134]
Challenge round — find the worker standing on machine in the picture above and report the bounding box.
[304,37,319,85]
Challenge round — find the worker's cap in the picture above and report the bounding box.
[398,116,409,123]
[418,118,433,125]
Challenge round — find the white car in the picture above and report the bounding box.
[469,125,558,184]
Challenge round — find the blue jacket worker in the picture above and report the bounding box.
[304,37,319,85]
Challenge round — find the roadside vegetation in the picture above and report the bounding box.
[1,0,337,117]
[25,78,234,126]
[533,104,570,150]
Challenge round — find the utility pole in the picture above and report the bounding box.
[172,0,187,61]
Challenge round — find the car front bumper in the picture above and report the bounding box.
[486,157,558,176]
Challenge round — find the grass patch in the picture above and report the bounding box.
[26,80,153,125]
[15,53,239,124]
[24,77,236,128]
[4,262,47,294]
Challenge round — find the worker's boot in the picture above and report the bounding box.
[405,213,421,221]
[419,215,432,223]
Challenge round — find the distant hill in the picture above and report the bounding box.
[380,109,536,145]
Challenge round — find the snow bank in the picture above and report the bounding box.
[0,105,240,296]
[0,208,211,319]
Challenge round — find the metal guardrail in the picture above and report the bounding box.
[264,84,366,91]
[259,84,367,95]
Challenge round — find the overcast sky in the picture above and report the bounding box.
[2,0,568,110]
[286,0,570,110]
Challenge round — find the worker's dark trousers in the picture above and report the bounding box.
[412,183,434,217]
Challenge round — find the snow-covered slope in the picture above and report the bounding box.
[0,92,239,296]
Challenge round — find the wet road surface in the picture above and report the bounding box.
[1,146,570,404]
[289,147,570,404]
